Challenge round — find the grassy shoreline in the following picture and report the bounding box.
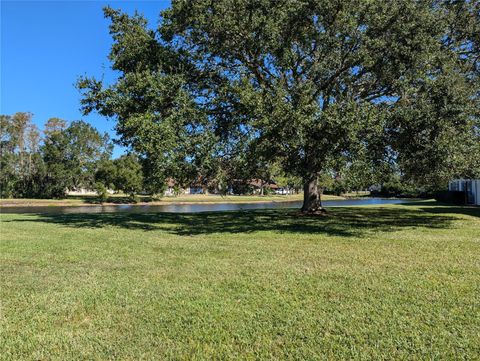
[0,193,345,207]
[1,203,479,359]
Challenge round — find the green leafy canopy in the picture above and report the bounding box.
[78,0,479,195]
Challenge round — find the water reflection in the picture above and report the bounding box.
[1,198,412,214]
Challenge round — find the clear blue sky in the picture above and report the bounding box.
[1,0,171,157]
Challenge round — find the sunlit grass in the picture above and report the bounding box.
[1,203,479,359]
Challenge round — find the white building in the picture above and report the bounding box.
[448,179,480,206]
[67,188,114,196]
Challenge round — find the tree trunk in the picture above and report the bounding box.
[301,175,324,213]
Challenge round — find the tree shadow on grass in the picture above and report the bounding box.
[5,203,475,238]
[422,206,479,219]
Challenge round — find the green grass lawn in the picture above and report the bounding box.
[1,202,479,359]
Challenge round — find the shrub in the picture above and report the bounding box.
[94,182,108,203]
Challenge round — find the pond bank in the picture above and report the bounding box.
[1,197,417,214]
[1,194,343,207]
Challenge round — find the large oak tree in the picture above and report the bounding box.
[79,0,479,212]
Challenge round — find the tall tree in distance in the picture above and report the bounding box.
[42,120,113,197]
[0,112,44,197]
[44,117,67,138]
[0,114,18,197]
[79,1,479,213]
[95,154,144,198]
[10,112,32,178]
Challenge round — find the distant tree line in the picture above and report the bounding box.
[1,111,476,200]
[0,113,146,199]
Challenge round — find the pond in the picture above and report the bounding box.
[1,198,414,214]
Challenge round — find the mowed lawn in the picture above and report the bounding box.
[0,203,479,360]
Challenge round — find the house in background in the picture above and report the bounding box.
[164,178,176,196]
[185,185,205,194]
[448,179,480,205]
[164,178,208,195]
[163,178,285,196]
[67,187,114,196]
[247,179,279,195]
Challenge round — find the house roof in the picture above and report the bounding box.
[248,179,279,189]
